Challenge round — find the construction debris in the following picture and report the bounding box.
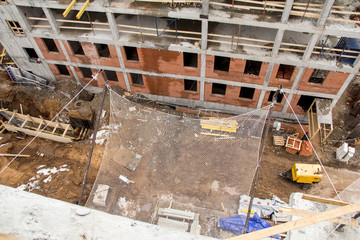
[285,135,302,154]
[93,184,110,207]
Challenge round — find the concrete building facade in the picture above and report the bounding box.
[1,0,360,119]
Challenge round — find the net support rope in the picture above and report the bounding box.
[281,91,342,201]
[0,71,101,175]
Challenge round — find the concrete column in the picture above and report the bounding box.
[317,0,335,28]
[201,0,209,16]
[199,53,206,101]
[302,33,319,62]
[42,7,60,35]
[103,0,111,7]
[290,67,305,90]
[257,62,275,108]
[281,0,294,24]
[256,90,266,109]
[353,55,360,69]
[106,11,119,41]
[271,29,284,57]
[115,46,131,91]
[201,20,208,50]
[281,93,294,113]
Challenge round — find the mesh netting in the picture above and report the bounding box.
[86,88,270,218]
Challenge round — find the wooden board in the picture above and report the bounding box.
[273,136,285,146]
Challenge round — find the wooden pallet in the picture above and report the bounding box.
[273,136,285,146]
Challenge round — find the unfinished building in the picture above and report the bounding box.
[1,0,360,119]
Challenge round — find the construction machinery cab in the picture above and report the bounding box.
[279,163,323,190]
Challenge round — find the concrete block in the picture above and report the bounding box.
[336,142,348,160]
[157,217,189,232]
[158,208,195,220]
[93,184,110,207]
[342,147,355,162]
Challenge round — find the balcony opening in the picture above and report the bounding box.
[212,83,226,95]
[56,64,70,76]
[95,43,110,58]
[276,64,295,80]
[184,79,197,92]
[183,52,198,68]
[297,95,316,112]
[124,46,139,61]
[69,41,84,55]
[24,48,38,59]
[42,38,59,53]
[244,60,262,76]
[131,73,143,85]
[308,69,329,84]
[268,91,283,103]
[239,87,255,99]
[104,70,118,82]
[79,67,92,78]
[214,56,230,72]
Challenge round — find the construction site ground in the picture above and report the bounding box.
[1,72,359,238]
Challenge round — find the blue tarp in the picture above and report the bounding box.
[219,213,279,239]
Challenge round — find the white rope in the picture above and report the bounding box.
[0,71,101,175]
[281,91,342,200]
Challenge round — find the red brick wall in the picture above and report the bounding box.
[204,83,261,108]
[63,41,120,67]
[205,56,268,85]
[34,38,66,61]
[268,64,298,88]
[129,74,200,100]
[121,48,200,77]
[286,94,305,114]
[296,68,349,95]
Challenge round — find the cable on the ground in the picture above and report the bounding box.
[0,71,101,175]
[281,92,342,201]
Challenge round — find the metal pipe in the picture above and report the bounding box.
[62,0,77,18]
[78,79,108,205]
[242,86,282,234]
[76,0,90,20]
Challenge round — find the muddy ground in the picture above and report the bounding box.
[0,71,360,238]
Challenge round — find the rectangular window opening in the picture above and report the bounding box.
[95,43,110,58]
[183,52,198,68]
[79,67,92,78]
[6,20,25,36]
[24,48,39,59]
[56,64,70,76]
[244,60,262,76]
[268,91,283,103]
[297,95,316,112]
[69,41,84,55]
[212,83,226,95]
[214,56,230,72]
[130,73,143,85]
[276,64,295,80]
[1,0,8,5]
[124,46,139,61]
[308,69,329,84]
[104,70,118,82]
[42,38,59,53]
[239,87,255,99]
[184,79,197,92]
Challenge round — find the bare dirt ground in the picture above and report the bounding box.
[1,71,360,238]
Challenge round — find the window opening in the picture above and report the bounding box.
[239,87,255,99]
[69,41,84,55]
[79,67,92,78]
[184,79,197,92]
[6,20,25,36]
[268,91,283,103]
[95,43,110,58]
[214,56,230,72]
[297,95,316,112]
[244,60,262,76]
[124,46,139,61]
[131,73,144,85]
[308,69,329,84]
[24,48,38,59]
[183,52,198,68]
[56,64,70,75]
[276,64,295,80]
[42,38,59,53]
[104,70,118,81]
[212,83,226,95]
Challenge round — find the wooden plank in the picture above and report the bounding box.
[302,194,350,206]
[226,202,360,240]
[62,124,70,137]
[279,207,360,228]
[0,153,30,158]
[4,124,72,143]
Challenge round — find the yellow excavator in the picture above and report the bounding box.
[279,163,323,190]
